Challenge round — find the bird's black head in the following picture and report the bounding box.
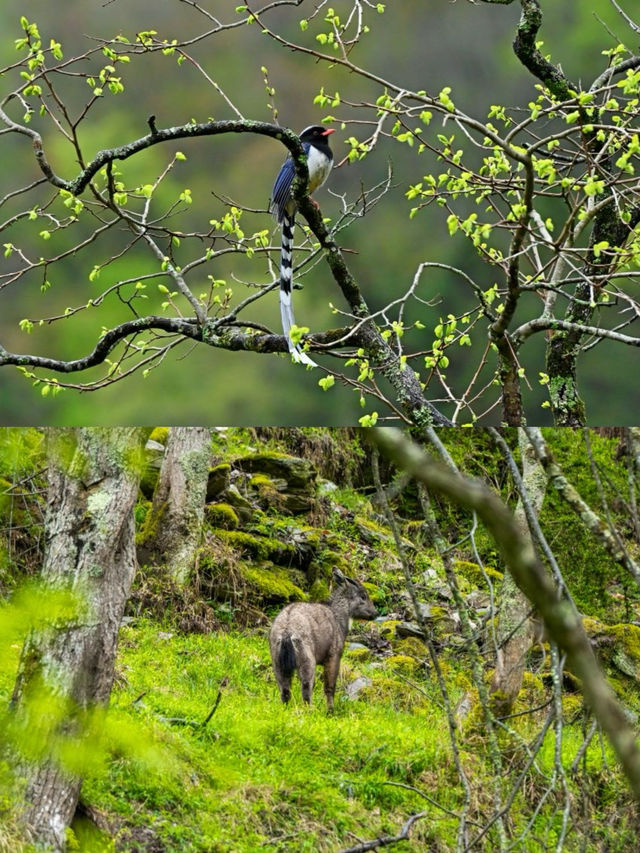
[300,125,336,147]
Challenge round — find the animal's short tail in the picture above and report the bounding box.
[279,212,316,367]
[277,633,297,679]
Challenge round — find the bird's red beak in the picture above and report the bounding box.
[322,128,336,135]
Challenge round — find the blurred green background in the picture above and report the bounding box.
[0,0,637,425]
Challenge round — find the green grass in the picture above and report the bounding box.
[2,617,635,852]
[90,622,446,852]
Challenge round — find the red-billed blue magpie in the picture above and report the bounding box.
[271,125,335,366]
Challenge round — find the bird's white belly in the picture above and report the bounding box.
[307,145,332,194]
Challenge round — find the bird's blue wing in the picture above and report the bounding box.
[271,143,311,222]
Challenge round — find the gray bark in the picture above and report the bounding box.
[12,427,146,852]
[142,427,211,584]
[490,428,547,716]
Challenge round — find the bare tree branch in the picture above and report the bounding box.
[369,427,640,799]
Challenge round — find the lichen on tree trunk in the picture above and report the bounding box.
[489,429,547,717]
[139,427,211,585]
[12,427,146,852]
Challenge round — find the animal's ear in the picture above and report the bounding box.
[332,568,346,584]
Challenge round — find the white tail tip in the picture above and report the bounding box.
[289,345,317,368]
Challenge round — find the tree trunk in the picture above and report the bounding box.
[141,427,211,584]
[12,427,146,852]
[490,428,547,717]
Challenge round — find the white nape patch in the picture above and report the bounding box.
[307,145,332,194]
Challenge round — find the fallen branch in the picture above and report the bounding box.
[157,676,228,729]
[337,811,429,853]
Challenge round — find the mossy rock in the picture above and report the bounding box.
[454,559,503,583]
[394,637,427,657]
[428,605,450,620]
[423,605,458,636]
[507,670,548,718]
[353,516,393,546]
[437,660,473,694]
[345,647,371,662]
[385,654,421,674]
[249,472,287,492]
[380,619,402,637]
[584,620,640,684]
[220,485,257,524]
[248,473,289,511]
[236,452,317,491]
[240,564,306,602]
[562,694,584,719]
[207,463,231,501]
[215,529,295,563]
[282,491,315,514]
[357,671,430,711]
[521,670,545,694]
[236,453,317,514]
[205,503,239,530]
[148,427,169,445]
[308,548,351,582]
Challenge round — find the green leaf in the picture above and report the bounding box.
[318,376,335,391]
[592,240,609,258]
[358,412,379,427]
[289,325,310,346]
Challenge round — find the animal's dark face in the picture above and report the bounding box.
[300,125,336,144]
[345,577,377,620]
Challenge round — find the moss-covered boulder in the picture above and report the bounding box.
[236,452,317,514]
[148,427,169,445]
[247,473,288,511]
[219,484,257,524]
[454,559,503,583]
[205,503,239,530]
[584,618,640,685]
[240,563,307,602]
[353,516,393,546]
[214,529,295,563]
[385,654,422,674]
[207,463,231,501]
[237,452,316,489]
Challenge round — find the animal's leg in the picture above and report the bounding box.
[279,677,292,704]
[297,652,316,705]
[323,656,341,713]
